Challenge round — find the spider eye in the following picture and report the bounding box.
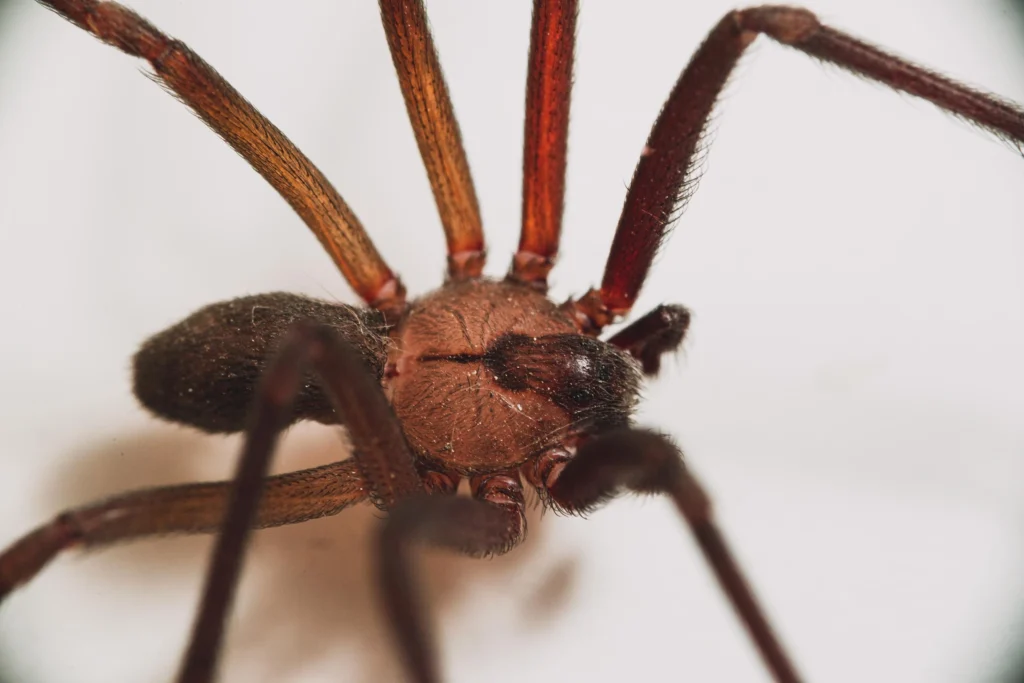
[568,387,593,406]
[482,332,641,419]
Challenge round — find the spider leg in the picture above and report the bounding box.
[573,5,1024,332]
[0,461,367,603]
[379,472,527,683]
[177,323,424,683]
[511,0,578,288]
[379,0,486,280]
[39,0,404,314]
[544,428,803,683]
[606,303,691,375]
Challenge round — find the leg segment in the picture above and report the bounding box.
[378,473,526,683]
[39,0,403,313]
[606,304,691,375]
[379,0,486,280]
[545,429,803,683]
[574,5,1024,331]
[511,0,578,288]
[0,460,367,602]
[178,323,424,683]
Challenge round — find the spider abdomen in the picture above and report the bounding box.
[133,292,389,433]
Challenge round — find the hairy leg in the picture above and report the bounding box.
[379,0,486,280]
[544,429,803,683]
[39,0,404,312]
[379,472,527,683]
[573,5,1024,331]
[178,323,423,683]
[606,304,691,375]
[0,460,367,602]
[511,0,578,287]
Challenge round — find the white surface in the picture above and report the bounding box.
[1,1,1023,681]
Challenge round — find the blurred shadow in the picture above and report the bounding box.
[988,9,1024,681]
[0,0,17,65]
[996,572,1024,683]
[1011,0,1024,33]
[995,3,1024,677]
[4,423,568,681]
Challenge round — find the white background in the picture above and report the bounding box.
[1,1,1023,681]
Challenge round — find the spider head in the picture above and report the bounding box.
[484,332,643,433]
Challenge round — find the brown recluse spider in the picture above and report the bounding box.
[1,1,1023,682]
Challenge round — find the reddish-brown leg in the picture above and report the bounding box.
[0,461,367,603]
[39,0,405,314]
[545,429,803,683]
[378,0,486,280]
[178,323,424,683]
[379,472,527,683]
[511,0,578,287]
[573,5,1024,331]
[607,304,691,375]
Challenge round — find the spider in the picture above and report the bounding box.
[1,1,1023,682]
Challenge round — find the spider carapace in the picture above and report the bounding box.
[2,1,1023,683]
[384,280,643,474]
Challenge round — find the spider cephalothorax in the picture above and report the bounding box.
[2,2,1022,683]
[384,279,643,474]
